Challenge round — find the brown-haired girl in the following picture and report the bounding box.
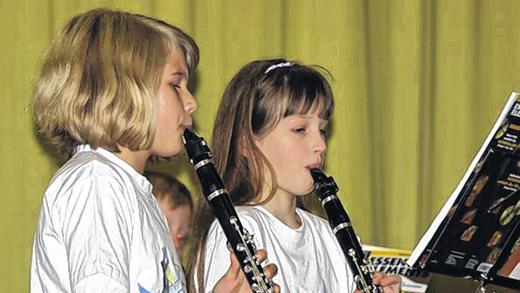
[30,8,277,293]
[189,59,401,292]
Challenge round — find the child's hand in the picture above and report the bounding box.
[354,272,401,293]
[213,249,280,293]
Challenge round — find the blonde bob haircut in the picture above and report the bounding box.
[33,8,199,155]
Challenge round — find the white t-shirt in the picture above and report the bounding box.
[201,205,356,293]
[31,145,186,293]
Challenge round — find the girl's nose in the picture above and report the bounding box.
[184,90,198,114]
[313,133,327,154]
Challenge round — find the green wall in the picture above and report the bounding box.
[3,0,520,291]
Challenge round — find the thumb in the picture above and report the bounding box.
[228,251,242,278]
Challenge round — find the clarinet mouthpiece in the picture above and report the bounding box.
[182,128,197,142]
[310,168,325,179]
[311,168,339,198]
[182,128,211,162]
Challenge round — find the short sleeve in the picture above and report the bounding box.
[57,176,134,292]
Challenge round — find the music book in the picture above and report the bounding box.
[407,91,520,290]
[363,245,430,292]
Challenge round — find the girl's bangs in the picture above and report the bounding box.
[283,69,334,120]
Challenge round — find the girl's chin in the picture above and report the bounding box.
[152,150,181,159]
[295,185,315,196]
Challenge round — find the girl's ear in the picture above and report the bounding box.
[240,135,262,158]
[239,136,250,158]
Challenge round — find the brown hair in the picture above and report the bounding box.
[187,59,334,292]
[33,8,199,155]
[144,171,193,210]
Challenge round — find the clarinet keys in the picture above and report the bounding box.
[311,168,383,293]
[184,129,273,293]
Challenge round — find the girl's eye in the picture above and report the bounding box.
[170,83,181,91]
[320,129,327,137]
[293,127,306,133]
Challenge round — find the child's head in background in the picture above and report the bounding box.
[145,171,193,254]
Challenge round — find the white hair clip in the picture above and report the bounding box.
[264,62,294,74]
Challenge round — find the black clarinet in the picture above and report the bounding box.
[183,129,272,293]
[310,168,382,293]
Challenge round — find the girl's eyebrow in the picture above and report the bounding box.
[289,114,327,122]
[169,70,190,81]
[288,113,312,119]
[285,115,328,127]
[170,71,188,78]
[285,115,308,122]
[319,120,329,127]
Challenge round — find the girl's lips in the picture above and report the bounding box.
[306,162,322,170]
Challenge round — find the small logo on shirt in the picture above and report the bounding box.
[161,247,185,293]
[137,247,185,293]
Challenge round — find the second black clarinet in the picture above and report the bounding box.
[183,129,272,293]
[310,168,382,293]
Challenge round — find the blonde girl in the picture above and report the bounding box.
[31,9,277,293]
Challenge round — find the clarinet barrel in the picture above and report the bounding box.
[310,168,382,293]
[183,129,272,293]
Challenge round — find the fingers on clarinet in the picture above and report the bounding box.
[255,248,267,262]
[271,283,281,293]
[371,272,385,284]
[262,263,278,279]
[380,274,401,287]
